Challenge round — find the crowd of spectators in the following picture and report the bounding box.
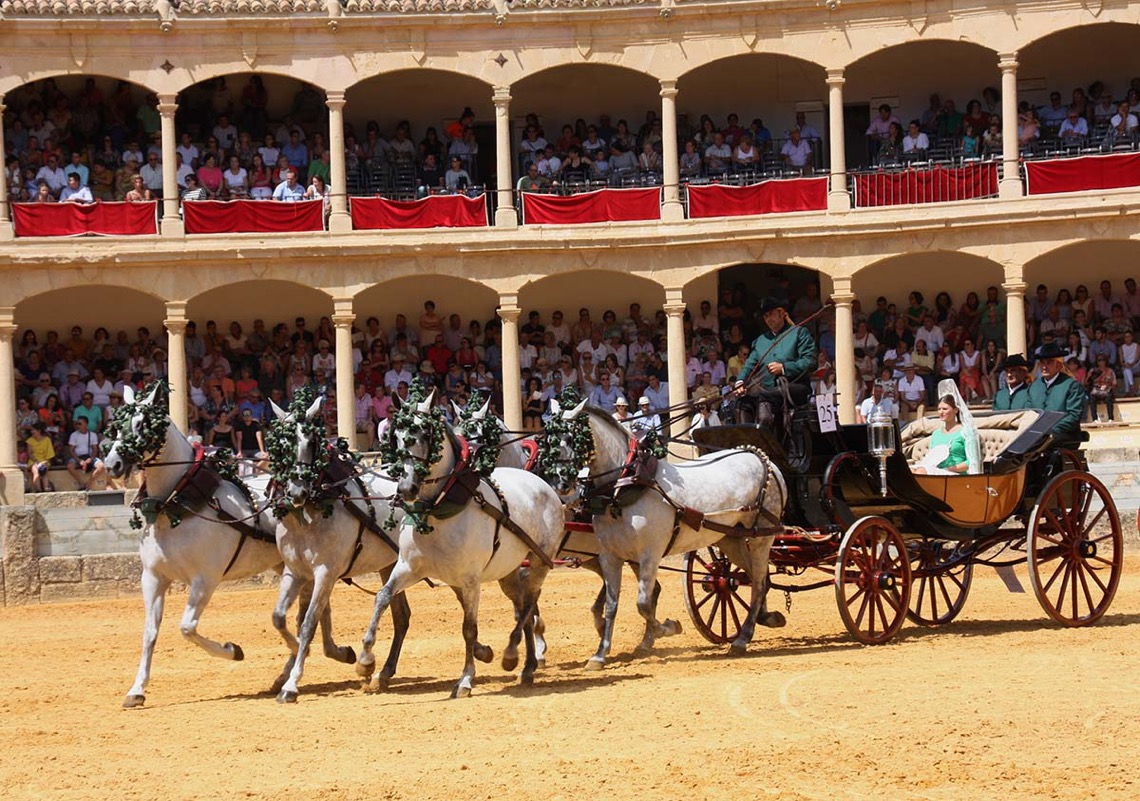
[11,273,1140,492]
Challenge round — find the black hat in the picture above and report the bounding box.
[1003,354,1030,370]
[1037,342,1065,360]
[759,297,789,314]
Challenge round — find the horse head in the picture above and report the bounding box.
[103,381,168,479]
[452,396,499,464]
[538,398,592,497]
[386,388,449,501]
[269,391,325,508]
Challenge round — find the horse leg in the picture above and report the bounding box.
[123,569,171,708]
[730,539,782,656]
[318,599,356,665]
[634,557,680,655]
[277,567,336,703]
[497,570,525,673]
[269,571,307,695]
[179,578,243,661]
[451,585,495,665]
[585,552,623,670]
[373,586,411,692]
[579,557,607,637]
[517,562,551,686]
[533,607,547,670]
[357,560,416,686]
[451,583,482,699]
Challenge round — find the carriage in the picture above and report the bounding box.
[683,407,1124,645]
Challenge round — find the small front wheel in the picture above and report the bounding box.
[835,516,911,644]
[682,546,753,644]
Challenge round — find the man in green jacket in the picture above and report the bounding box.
[733,297,817,428]
[1026,342,1085,444]
[992,354,1033,411]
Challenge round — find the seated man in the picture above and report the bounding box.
[1027,342,1085,445]
[856,379,898,423]
[992,354,1032,411]
[66,416,107,491]
[897,364,927,419]
[732,297,816,434]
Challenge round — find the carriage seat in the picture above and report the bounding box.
[901,410,1040,465]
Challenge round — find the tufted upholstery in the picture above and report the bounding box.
[901,410,1039,464]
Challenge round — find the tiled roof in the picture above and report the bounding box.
[0,0,156,14]
[342,0,495,11]
[176,0,328,13]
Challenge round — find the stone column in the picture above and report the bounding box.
[999,54,1023,200]
[157,93,183,237]
[826,69,851,212]
[1003,279,1028,358]
[326,91,352,233]
[664,289,688,440]
[332,297,356,443]
[0,306,23,504]
[659,80,684,222]
[831,283,857,425]
[498,295,522,430]
[493,86,518,228]
[0,99,14,241]
[164,301,189,434]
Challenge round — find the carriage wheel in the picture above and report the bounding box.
[834,516,911,645]
[906,539,973,626]
[682,546,754,644]
[1028,471,1122,626]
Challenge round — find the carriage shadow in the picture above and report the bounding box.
[890,611,1140,642]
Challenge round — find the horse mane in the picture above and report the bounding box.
[584,404,634,444]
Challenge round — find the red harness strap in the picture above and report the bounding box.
[521,439,540,472]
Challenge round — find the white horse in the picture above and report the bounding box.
[266,393,411,703]
[451,399,535,471]
[557,402,787,667]
[357,390,565,697]
[103,384,352,708]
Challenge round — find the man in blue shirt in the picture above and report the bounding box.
[589,371,620,412]
[272,169,305,202]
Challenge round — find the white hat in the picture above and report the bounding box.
[638,396,650,406]
[615,396,629,406]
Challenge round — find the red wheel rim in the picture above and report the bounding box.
[1028,472,1122,626]
[683,547,753,644]
[835,517,911,645]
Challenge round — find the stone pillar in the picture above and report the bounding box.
[1003,279,1028,358]
[0,98,11,241]
[659,80,684,222]
[664,289,688,440]
[0,306,24,504]
[164,301,189,434]
[326,91,352,233]
[157,94,184,237]
[493,87,518,228]
[999,54,1023,200]
[826,70,851,212]
[498,295,522,430]
[831,284,857,425]
[332,297,356,443]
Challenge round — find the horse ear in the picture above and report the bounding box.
[417,389,435,414]
[451,400,463,418]
[549,398,562,417]
[270,400,291,422]
[476,398,491,419]
[564,399,587,420]
[305,394,325,421]
[122,384,136,405]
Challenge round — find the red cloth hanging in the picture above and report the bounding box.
[1025,152,1140,195]
[686,178,828,218]
[183,199,324,234]
[521,187,661,224]
[12,201,158,237]
[350,194,488,229]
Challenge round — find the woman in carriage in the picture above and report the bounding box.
[912,380,982,475]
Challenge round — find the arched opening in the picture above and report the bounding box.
[186,280,333,336]
[844,41,1000,170]
[3,75,160,201]
[677,54,828,174]
[344,70,495,196]
[509,65,661,188]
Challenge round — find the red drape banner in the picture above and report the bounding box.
[1025,152,1140,195]
[686,178,828,218]
[521,187,661,225]
[12,201,158,237]
[350,194,488,230]
[851,164,998,207]
[183,199,324,234]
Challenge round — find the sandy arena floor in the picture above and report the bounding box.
[1,557,1139,801]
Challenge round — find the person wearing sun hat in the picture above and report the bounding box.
[732,296,817,427]
[992,354,1032,411]
[1027,342,1085,440]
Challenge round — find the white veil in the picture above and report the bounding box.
[936,378,981,475]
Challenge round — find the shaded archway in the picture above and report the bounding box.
[853,251,1005,316]
[844,41,1001,169]
[186,280,334,336]
[175,72,322,152]
[1023,240,1140,298]
[519,270,665,325]
[354,275,499,352]
[714,262,825,342]
[16,285,166,351]
[1019,24,1140,115]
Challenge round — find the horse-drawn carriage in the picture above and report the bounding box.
[684,407,1124,645]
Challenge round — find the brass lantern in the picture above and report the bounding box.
[867,408,895,497]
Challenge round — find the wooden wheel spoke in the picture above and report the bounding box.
[1083,560,1109,593]
[691,554,713,573]
[913,574,928,617]
[854,588,872,629]
[693,587,717,611]
[1041,553,1068,593]
[1087,553,1117,570]
[1076,562,1097,618]
[1044,507,1071,539]
[880,588,902,614]
[704,594,722,633]
[1076,484,1094,528]
[1079,507,1108,540]
[1087,529,1116,544]
[935,576,955,613]
[1053,559,1073,617]
[720,594,729,640]
[1034,531,1066,547]
[726,592,743,633]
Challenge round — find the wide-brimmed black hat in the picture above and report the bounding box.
[759,297,789,314]
[1037,342,1065,360]
[1003,354,1030,370]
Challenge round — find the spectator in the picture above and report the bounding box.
[272,168,305,202]
[65,416,106,491]
[780,128,813,170]
[59,173,93,204]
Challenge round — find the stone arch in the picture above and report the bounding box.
[1018,23,1140,113]
[852,251,1005,312]
[353,275,500,347]
[0,70,160,101]
[185,280,335,334]
[15,285,167,344]
[518,270,666,325]
[173,71,326,144]
[1023,240,1140,297]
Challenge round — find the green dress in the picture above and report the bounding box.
[930,427,967,470]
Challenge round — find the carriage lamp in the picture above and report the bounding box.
[867,409,895,497]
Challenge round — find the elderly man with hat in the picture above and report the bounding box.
[630,395,661,435]
[992,354,1032,411]
[1027,342,1085,442]
[733,296,817,429]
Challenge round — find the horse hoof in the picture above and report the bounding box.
[501,652,519,672]
[226,642,245,662]
[276,690,298,704]
[121,694,146,709]
[662,619,683,637]
[633,642,654,657]
[370,675,390,693]
[269,676,286,695]
[536,658,546,670]
[474,644,494,664]
[584,657,605,671]
[519,673,535,687]
[761,611,787,628]
[355,653,376,678]
[337,646,357,665]
[728,642,748,657]
[451,684,472,699]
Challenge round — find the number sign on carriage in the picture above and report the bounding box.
[815,393,837,433]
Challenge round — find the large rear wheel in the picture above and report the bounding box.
[906,539,973,626]
[1027,471,1122,626]
[835,516,911,644]
[682,546,753,644]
